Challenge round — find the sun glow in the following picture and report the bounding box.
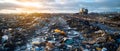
[0,1,43,13]
[20,2,41,8]
[14,1,43,13]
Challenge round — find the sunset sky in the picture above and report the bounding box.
[0,0,120,13]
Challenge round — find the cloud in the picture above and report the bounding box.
[0,0,120,13]
[16,0,55,2]
[0,2,21,10]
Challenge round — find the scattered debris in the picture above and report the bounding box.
[0,14,120,51]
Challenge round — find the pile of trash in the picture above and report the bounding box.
[12,17,83,51]
[0,15,120,51]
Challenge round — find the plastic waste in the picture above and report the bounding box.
[65,39,74,45]
[2,35,8,43]
[35,46,40,51]
[101,47,107,51]
[54,29,65,35]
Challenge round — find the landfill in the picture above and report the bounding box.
[0,14,120,51]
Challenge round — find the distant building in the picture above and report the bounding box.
[79,8,88,15]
